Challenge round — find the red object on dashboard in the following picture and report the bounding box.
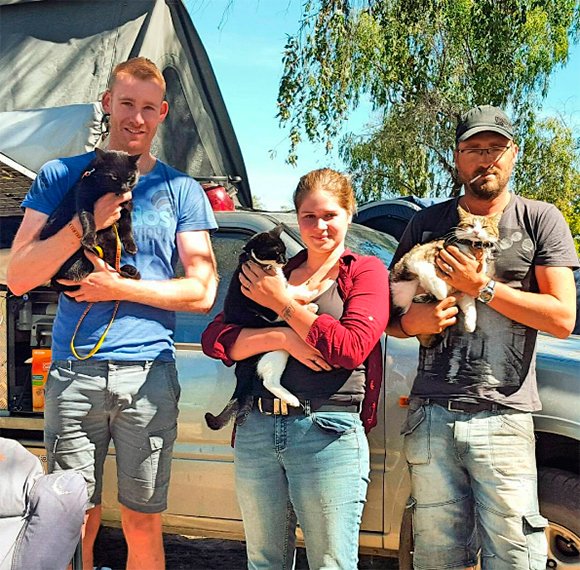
[202,183,235,211]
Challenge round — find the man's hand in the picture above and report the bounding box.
[94,191,132,231]
[437,245,489,297]
[58,252,125,303]
[401,296,459,336]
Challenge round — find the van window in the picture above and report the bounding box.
[174,230,251,343]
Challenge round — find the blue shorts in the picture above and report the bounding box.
[402,399,548,570]
[44,360,180,513]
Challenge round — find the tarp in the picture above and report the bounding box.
[0,0,252,207]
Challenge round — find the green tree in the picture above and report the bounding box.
[514,116,580,253]
[278,1,580,211]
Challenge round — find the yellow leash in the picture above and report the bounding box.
[70,224,122,360]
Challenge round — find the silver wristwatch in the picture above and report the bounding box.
[477,279,496,304]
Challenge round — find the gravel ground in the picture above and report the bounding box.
[94,527,399,569]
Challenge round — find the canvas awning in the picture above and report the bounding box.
[0,0,252,207]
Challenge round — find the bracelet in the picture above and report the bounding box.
[68,222,82,240]
[399,314,414,337]
[279,302,296,321]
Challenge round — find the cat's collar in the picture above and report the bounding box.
[451,238,495,250]
[249,250,284,271]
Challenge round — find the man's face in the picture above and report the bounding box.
[102,72,168,156]
[455,132,518,199]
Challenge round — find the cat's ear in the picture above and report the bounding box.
[269,224,284,238]
[490,212,503,224]
[94,147,106,160]
[129,154,141,166]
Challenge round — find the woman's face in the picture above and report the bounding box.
[297,189,352,254]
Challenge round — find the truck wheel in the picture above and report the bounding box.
[398,506,414,570]
[539,467,580,569]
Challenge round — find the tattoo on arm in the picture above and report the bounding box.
[280,302,296,321]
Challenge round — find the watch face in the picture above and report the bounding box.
[479,290,493,303]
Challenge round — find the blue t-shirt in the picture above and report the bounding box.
[22,151,218,361]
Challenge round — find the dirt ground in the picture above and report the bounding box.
[94,526,399,569]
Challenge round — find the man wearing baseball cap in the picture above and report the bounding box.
[387,104,578,569]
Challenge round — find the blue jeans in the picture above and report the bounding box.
[403,399,548,570]
[234,408,370,570]
[44,359,180,512]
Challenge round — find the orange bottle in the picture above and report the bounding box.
[31,349,52,412]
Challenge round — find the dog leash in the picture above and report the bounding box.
[70,224,122,360]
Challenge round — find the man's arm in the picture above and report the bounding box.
[439,246,577,338]
[7,192,132,296]
[62,230,218,313]
[7,209,83,295]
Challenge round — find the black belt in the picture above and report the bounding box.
[255,397,361,416]
[423,398,507,414]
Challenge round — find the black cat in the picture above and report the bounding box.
[39,148,141,291]
[205,226,316,430]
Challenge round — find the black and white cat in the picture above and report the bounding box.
[39,148,141,291]
[390,205,501,347]
[205,225,317,430]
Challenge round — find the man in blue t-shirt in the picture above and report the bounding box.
[387,105,578,570]
[8,57,218,569]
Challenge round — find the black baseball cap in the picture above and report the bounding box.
[456,105,514,144]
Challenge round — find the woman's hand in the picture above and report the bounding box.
[284,329,333,372]
[239,260,291,312]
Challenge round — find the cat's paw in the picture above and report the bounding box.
[304,303,318,314]
[120,264,141,280]
[464,317,477,333]
[124,241,138,255]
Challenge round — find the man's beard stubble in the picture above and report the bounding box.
[464,168,510,200]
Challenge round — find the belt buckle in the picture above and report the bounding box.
[258,398,289,415]
[447,400,462,412]
[257,398,272,415]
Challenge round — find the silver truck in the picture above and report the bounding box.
[0,1,578,567]
[1,209,579,569]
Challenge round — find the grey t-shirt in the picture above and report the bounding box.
[391,194,579,411]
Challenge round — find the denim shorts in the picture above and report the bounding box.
[44,359,180,513]
[402,399,548,570]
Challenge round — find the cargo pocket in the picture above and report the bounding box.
[148,424,178,488]
[523,513,549,570]
[401,401,430,465]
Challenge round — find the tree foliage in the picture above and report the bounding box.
[278,1,580,243]
[514,117,580,253]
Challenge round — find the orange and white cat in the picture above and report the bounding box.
[390,206,501,347]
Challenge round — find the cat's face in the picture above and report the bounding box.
[243,226,287,268]
[91,149,140,196]
[455,206,501,250]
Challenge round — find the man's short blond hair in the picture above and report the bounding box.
[108,57,166,95]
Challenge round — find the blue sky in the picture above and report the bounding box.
[185,0,580,210]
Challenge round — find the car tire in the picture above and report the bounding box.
[539,467,580,569]
[398,506,413,570]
